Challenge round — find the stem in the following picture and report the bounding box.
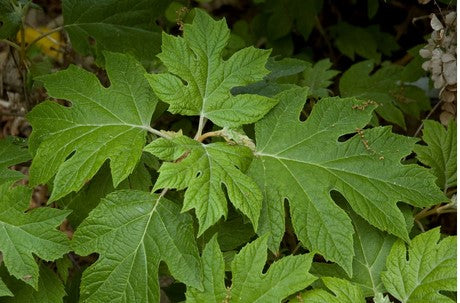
[194,115,207,140]
[0,39,21,50]
[145,126,171,139]
[25,26,65,52]
[415,203,456,221]
[413,100,443,137]
[197,130,223,142]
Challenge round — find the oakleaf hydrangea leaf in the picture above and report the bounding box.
[28,52,157,202]
[248,87,445,275]
[300,58,340,98]
[310,204,401,297]
[292,277,365,303]
[186,236,316,302]
[0,265,66,303]
[72,190,202,303]
[144,136,262,235]
[382,228,456,303]
[63,0,169,61]
[0,137,31,185]
[340,60,430,129]
[414,119,456,190]
[0,183,70,289]
[146,9,277,128]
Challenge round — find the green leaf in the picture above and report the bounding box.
[72,190,202,303]
[0,276,12,297]
[292,277,365,303]
[57,160,152,227]
[414,119,457,190]
[248,87,444,275]
[186,236,316,302]
[340,60,430,128]
[0,137,31,185]
[0,264,66,303]
[144,135,262,235]
[367,0,379,19]
[62,0,169,62]
[382,228,457,303]
[232,57,307,97]
[0,0,22,39]
[146,9,277,128]
[0,183,70,289]
[28,52,157,202]
[330,22,381,62]
[311,208,397,297]
[300,59,340,98]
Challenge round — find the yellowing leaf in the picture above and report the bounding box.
[17,26,63,61]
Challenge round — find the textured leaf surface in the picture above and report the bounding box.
[0,137,31,185]
[0,183,70,289]
[310,207,398,297]
[62,0,169,61]
[249,87,444,274]
[145,136,262,235]
[414,119,456,190]
[28,52,157,201]
[382,228,456,303]
[72,190,202,303]
[0,265,66,303]
[340,60,430,128]
[186,236,316,302]
[292,277,365,303]
[146,10,277,128]
[300,59,340,98]
[57,161,152,227]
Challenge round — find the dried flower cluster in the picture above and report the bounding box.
[419,12,457,125]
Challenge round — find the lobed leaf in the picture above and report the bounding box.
[186,236,316,302]
[62,0,169,61]
[145,136,262,235]
[414,119,456,190]
[72,190,202,303]
[0,183,70,289]
[146,9,277,128]
[249,87,445,274]
[28,52,157,201]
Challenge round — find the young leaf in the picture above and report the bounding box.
[381,228,456,303]
[300,58,340,98]
[146,9,277,128]
[186,236,316,302]
[0,183,70,289]
[414,119,457,190]
[291,277,365,303]
[72,190,202,303]
[0,137,31,185]
[28,52,157,202]
[144,136,262,235]
[248,87,445,275]
[62,0,169,61]
[0,264,66,303]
